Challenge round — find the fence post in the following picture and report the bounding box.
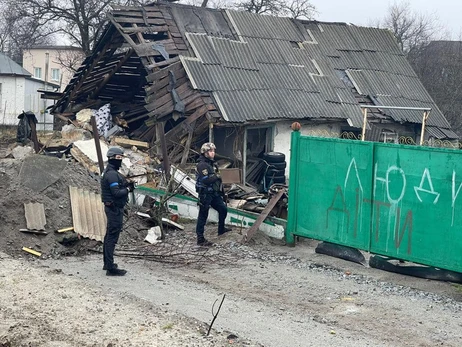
[286,124,301,246]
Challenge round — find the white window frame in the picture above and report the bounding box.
[34,67,42,79]
[51,68,60,81]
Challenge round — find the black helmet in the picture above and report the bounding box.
[106,146,124,158]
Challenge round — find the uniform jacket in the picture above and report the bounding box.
[101,163,129,207]
[195,154,222,195]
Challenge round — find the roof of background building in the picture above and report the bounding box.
[0,53,31,77]
[28,45,83,50]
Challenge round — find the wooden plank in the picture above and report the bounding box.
[113,137,150,149]
[22,247,42,257]
[146,82,191,111]
[145,60,183,83]
[122,25,169,34]
[113,5,163,12]
[145,76,187,104]
[112,11,165,19]
[241,188,286,243]
[180,121,195,165]
[145,56,181,71]
[133,41,178,58]
[145,70,186,96]
[70,147,100,174]
[184,96,206,112]
[113,17,166,25]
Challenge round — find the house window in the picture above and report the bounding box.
[51,68,60,81]
[34,67,42,79]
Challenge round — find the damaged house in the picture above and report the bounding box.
[47,2,457,186]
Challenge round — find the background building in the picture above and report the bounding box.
[22,46,85,92]
[0,53,58,129]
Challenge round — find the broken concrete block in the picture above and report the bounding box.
[76,108,93,123]
[61,124,91,142]
[145,226,162,244]
[11,145,34,160]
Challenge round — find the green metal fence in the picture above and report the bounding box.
[286,130,462,273]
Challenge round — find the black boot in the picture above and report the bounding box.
[218,227,232,236]
[103,263,118,270]
[197,239,214,247]
[106,268,127,276]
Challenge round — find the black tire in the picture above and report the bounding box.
[267,161,286,170]
[266,168,285,177]
[263,152,285,163]
[265,175,286,185]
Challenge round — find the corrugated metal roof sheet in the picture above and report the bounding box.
[426,126,446,139]
[0,53,31,76]
[186,33,220,64]
[439,127,459,139]
[210,37,257,69]
[228,10,305,41]
[177,10,453,130]
[24,203,46,230]
[347,26,402,54]
[69,186,107,242]
[374,95,450,128]
[245,37,286,64]
[214,89,351,122]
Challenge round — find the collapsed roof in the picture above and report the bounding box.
[50,2,455,140]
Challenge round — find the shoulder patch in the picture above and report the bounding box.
[202,169,208,175]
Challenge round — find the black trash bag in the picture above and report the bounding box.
[16,111,37,143]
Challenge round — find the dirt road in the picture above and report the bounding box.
[2,233,462,347]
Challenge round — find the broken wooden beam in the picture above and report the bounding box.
[241,188,286,243]
[113,137,150,149]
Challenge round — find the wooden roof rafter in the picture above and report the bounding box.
[67,40,119,103]
[90,48,134,99]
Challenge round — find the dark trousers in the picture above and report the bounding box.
[196,193,227,243]
[103,205,124,270]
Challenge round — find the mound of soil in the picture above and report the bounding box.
[0,153,151,258]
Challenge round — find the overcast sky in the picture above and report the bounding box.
[311,0,462,39]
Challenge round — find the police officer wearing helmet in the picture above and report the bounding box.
[101,146,134,276]
[195,142,231,246]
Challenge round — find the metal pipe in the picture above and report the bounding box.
[359,105,432,111]
[419,110,431,145]
[361,107,368,141]
[242,127,247,185]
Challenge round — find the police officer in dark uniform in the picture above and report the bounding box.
[195,142,231,246]
[101,146,134,276]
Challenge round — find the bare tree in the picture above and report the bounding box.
[413,41,462,135]
[376,1,443,55]
[0,0,52,63]
[1,0,155,57]
[279,0,316,20]
[237,0,282,15]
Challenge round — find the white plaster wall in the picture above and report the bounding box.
[24,78,55,130]
[273,121,343,179]
[0,76,25,125]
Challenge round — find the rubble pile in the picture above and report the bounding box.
[0,106,289,258]
[0,142,151,258]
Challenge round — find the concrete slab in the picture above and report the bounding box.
[19,155,67,192]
